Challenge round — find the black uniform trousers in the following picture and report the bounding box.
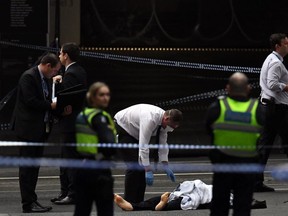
[210,150,257,216]
[256,103,288,184]
[59,132,79,199]
[116,123,146,203]
[74,162,114,216]
[19,138,45,209]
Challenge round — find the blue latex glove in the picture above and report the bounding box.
[164,166,176,182]
[145,171,154,186]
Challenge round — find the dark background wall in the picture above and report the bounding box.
[81,0,288,48]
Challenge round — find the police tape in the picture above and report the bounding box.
[157,82,260,107]
[1,141,287,178]
[0,141,281,151]
[1,155,286,181]
[271,164,288,181]
[0,40,261,74]
[0,155,270,174]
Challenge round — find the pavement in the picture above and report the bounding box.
[0,154,288,216]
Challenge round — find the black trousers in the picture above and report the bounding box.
[210,151,257,216]
[257,103,288,184]
[131,196,182,211]
[116,123,146,203]
[131,196,211,211]
[19,142,44,208]
[59,132,79,199]
[74,166,114,216]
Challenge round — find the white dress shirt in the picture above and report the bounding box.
[260,51,288,105]
[114,104,169,166]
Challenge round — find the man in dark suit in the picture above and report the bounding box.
[51,43,87,205]
[13,53,61,213]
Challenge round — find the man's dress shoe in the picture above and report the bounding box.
[54,196,75,205]
[51,193,67,203]
[251,199,267,209]
[22,201,52,213]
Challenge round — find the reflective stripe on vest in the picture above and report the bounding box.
[212,97,261,157]
[76,108,116,156]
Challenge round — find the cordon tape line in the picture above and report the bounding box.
[0,156,272,175]
[0,141,275,150]
[0,40,261,74]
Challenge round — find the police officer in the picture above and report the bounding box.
[206,72,263,216]
[74,82,116,216]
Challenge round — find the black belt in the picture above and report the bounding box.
[261,98,275,105]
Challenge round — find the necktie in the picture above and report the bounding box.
[41,77,49,124]
[42,77,49,99]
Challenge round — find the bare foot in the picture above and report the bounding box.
[114,194,133,211]
[155,192,170,211]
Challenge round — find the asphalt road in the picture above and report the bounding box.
[0,155,288,216]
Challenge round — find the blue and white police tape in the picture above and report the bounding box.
[0,155,269,174]
[156,82,259,107]
[0,141,277,150]
[0,40,261,74]
[272,164,288,181]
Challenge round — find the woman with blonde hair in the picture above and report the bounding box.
[74,82,117,216]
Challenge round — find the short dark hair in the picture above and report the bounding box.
[270,33,287,50]
[40,53,60,68]
[165,109,183,124]
[61,43,80,62]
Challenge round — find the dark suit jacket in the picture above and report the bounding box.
[12,66,52,141]
[56,63,87,133]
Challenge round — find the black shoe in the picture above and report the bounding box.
[251,199,267,209]
[51,193,67,203]
[254,183,275,192]
[54,196,75,205]
[35,201,52,210]
[22,202,52,213]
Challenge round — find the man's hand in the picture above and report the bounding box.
[145,171,154,186]
[51,102,57,110]
[53,75,62,83]
[163,164,176,182]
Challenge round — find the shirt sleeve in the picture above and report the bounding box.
[55,72,80,92]
[138,115,157,166]
[158,131,169,162]
[91,113,116,159]
[267,63,287,92]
